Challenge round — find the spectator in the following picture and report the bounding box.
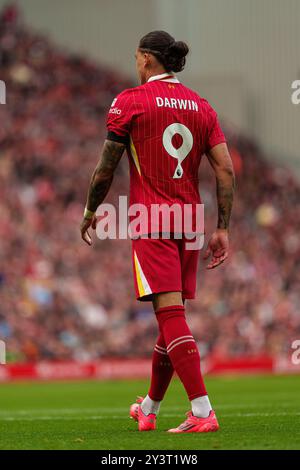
[0,9,299,362]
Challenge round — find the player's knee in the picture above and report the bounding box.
[152,291,183,311]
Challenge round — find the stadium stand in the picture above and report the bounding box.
[1,6,300,365]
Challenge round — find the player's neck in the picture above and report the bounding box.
[144,68,170,84]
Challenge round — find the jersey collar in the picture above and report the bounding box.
[147,72,180,84]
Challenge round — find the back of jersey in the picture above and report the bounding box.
[106,73,226,225]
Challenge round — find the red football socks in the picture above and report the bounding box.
[148,332,174,401]
[155,305,207,400]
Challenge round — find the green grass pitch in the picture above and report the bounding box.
[0,375,299,450]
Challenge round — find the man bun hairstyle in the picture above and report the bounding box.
[139,30,189,73]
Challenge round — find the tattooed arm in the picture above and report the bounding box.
[80,139,126,245]
[86,140,125,212]
[203,143,235,269]
[208,143,235,230]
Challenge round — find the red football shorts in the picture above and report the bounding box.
[131,236,200,301]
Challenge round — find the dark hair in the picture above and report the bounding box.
[139,30,189,73]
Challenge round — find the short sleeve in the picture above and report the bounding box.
[106,89,135,144]
[205,104,226,152]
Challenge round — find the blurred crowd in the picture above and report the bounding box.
[0,6,299,363]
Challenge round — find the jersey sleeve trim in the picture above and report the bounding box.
[206,136,227,152]
[106,130,129,145]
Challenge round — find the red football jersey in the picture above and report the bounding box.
[106,73,226,233]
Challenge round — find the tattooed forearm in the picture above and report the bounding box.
[216,169,235,230]
[206,143,235,231]
[85,140,125,212]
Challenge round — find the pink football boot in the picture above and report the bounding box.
[168,410,219,433]
[130,396,156,431]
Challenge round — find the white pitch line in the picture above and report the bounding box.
[0,412,299,422]
[0,407,128,416]
[0,402,297,417]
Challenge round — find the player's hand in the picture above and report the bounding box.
[203,229,229,269]
[80,215,97,246]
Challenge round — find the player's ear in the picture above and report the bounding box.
[143,52,151,67]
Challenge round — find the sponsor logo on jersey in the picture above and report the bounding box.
[109,107,122,115]
[109,97,122,114]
